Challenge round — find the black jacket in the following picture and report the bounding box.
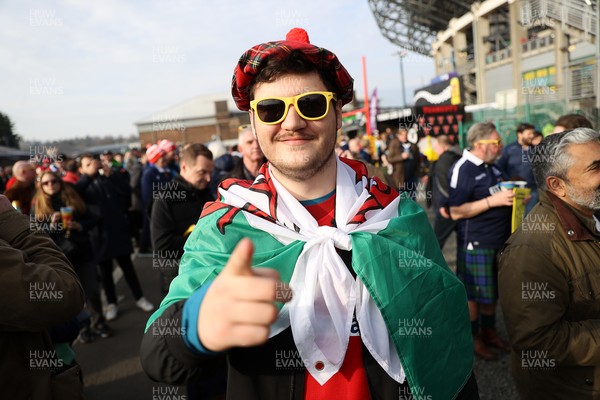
[0,208,84,399]
[150,176,214,259]
[75,173,132,262]
[431,149,462,209]
[140,252,480,400]
[223,157,260,182]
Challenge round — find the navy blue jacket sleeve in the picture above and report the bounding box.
[141,167,157,206]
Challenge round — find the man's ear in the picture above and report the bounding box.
[249,111,257,138]
[335,100,343,131]
[546,176,567,197]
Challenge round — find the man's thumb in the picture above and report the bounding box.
[222,238,254,276]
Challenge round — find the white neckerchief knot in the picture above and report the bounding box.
[315,225,352,251]
[217,156,405,385]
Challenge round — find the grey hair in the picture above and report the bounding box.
[238,125,253,143]
[532,128,600,191]
[466,121,497,147]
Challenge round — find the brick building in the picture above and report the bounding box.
[136,93,249,147]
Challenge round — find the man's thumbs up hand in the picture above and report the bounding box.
[198,238,292,352]
[218,238,255,277]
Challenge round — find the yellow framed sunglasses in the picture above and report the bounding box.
[250,91,337,125]
[477,139,502,146]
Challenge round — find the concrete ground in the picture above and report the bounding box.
[420,190,518,399]
[441,230,518,400]
[73,254,164,400]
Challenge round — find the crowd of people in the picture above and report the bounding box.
[2,150,160,344]
[1,127,277,330]
[2,26,599,400]
[1,122,278,397]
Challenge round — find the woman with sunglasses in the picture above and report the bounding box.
[31,170,113,343]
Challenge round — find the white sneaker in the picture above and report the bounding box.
[105,303,118,321]
[136,297,154,312]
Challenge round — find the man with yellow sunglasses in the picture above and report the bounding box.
[448,122,514,361]
[142,28,479,400]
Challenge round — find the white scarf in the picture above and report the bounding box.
[218,156,404,385]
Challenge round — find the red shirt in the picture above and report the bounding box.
[5,176,16,191]
[301,190,371,400]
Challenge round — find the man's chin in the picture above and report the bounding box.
[271,162,314,181]
[272,154,336,182]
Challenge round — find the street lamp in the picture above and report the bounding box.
[394,51,408,107]
[586,0,600,123]
[596,1,599,117]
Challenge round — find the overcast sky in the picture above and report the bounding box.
[0,0,435,141]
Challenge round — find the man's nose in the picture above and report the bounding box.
[280,105,307,131]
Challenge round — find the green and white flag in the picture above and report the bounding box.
[148,156,473,399]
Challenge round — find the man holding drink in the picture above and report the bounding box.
[448,122,514,361]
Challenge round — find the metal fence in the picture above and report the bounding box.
[464,100,569,145]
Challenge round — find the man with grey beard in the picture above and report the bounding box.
[498,128,600,400]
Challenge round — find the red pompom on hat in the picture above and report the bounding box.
[146,144,165,164]
[231,27,354,111]
[286,27,310,43]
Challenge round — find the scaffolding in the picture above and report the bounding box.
[368,0,477,56]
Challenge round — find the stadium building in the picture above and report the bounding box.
[370,0,598,142]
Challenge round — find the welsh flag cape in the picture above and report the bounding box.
[147,157,473,399]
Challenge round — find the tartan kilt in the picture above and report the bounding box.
[456,247,499,304]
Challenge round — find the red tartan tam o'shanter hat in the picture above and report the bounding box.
[231,27,354,111]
